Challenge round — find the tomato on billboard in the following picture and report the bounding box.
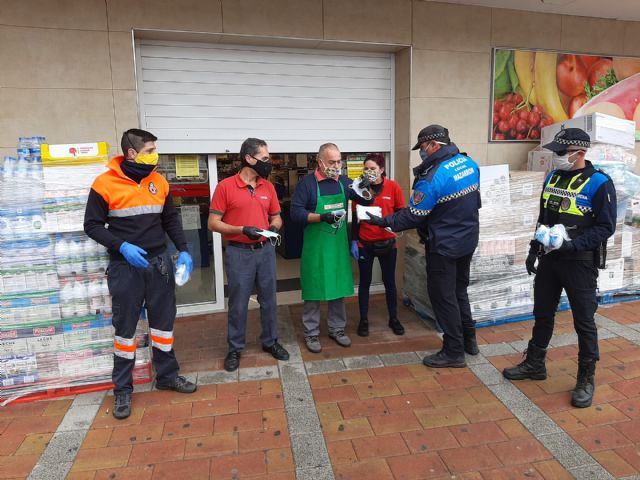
[490,48,640,142]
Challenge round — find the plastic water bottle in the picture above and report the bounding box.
[68,238,85,274]
[55,237,72,276]
[60,282,75,318]
[72,280,89,317]
[2,156,16,180]
[17,137,32,149]
[99,279,112,314]
[15,156,28,179]
[88,280,103,314]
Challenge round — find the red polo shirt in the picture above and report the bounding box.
[210,173,281,243]
[352,177,405,243]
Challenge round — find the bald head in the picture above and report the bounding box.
[317,143,342,179]
[318,143,340,159]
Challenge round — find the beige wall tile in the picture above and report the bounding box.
[113,90,140,153]
[221,0,322,38]
[323,0,411,45]
[490,8,561,50]
[395,98,411,148]
[412,49,490,99]
[0,0,107,30]
[0,26,111,89]
[110,31,136,90]
[413,1,490,53]
[623,21,640,57]
[561,16,626,56]
[411,97,490,145]
[393,144,411,191]
[0,89,117,148]
[107,0,222,33]
[395,47,411,101]
[461,143,488,166]
[486,142,532,170]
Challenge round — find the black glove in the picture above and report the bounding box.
[242,226,262,240]
[268,225,279,233]
[525,240,542,275]
[557,240,575,252]
[359,174,373,189]
[364,212,389,228]
[525,252,538,275]
[320,212,339,224]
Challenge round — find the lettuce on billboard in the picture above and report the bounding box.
[490,48,640,142]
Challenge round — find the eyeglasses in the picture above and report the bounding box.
[251,155,271,163]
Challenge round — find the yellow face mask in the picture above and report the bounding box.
[135,152,159,165]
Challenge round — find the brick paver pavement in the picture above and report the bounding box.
[1,296,640,479]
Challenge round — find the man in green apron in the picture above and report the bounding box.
[291,143,372,353]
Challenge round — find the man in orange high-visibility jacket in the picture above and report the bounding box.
[84,128,197,420]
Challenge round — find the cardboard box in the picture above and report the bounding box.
[541,113,636,150]
[598,257,625,292]
[527,149,553,174]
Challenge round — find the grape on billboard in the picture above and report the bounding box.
[490,48,640,142]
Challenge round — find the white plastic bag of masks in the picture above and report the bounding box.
[534,224,570,251]
[174,264,190,286]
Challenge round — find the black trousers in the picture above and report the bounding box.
[426,251,475,357]
[107,251,180,395]
[358,247,398,320]
[532,256,599,361]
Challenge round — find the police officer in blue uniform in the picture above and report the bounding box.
[365,125,481,368]
[503,128,617,409]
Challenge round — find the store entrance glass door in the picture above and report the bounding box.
[158,154,224,312]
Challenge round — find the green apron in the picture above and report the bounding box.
[300,180,354,301]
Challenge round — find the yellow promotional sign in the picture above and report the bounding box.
[175,155,200,177]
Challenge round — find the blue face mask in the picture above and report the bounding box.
[419,149,430,162]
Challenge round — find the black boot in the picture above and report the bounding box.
[463,328,479,355]
[388,317,404,336]
[357,319,369,337]
[572,359,596,408]
[503,341,547,380]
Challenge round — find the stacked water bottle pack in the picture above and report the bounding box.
[1,139,151,404]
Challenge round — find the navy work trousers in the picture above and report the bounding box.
[107,251,180,395]
[532,257,599,361]
[426,251,475,357]
[225,243,278,352]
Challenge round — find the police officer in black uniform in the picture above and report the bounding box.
[503,128,617,408]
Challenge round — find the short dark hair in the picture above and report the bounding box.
[240,137,267,160]
[121,128,157,156]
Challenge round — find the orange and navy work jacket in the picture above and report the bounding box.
[83,156,187,260]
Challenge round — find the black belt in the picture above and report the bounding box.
[228,240,267,250]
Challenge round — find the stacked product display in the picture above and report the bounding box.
[403,168,545,327]
[0,141,151,405]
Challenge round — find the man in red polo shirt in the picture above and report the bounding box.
[208,138,289,372]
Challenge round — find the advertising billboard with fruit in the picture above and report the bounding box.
[491,48,640,142]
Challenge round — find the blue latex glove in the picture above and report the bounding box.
[119,242,149,268]
[176,251,193,275]
[350,240,359,260]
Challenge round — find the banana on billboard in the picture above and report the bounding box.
[491,48,640,142]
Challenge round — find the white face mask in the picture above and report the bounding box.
[552,150,581,171]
